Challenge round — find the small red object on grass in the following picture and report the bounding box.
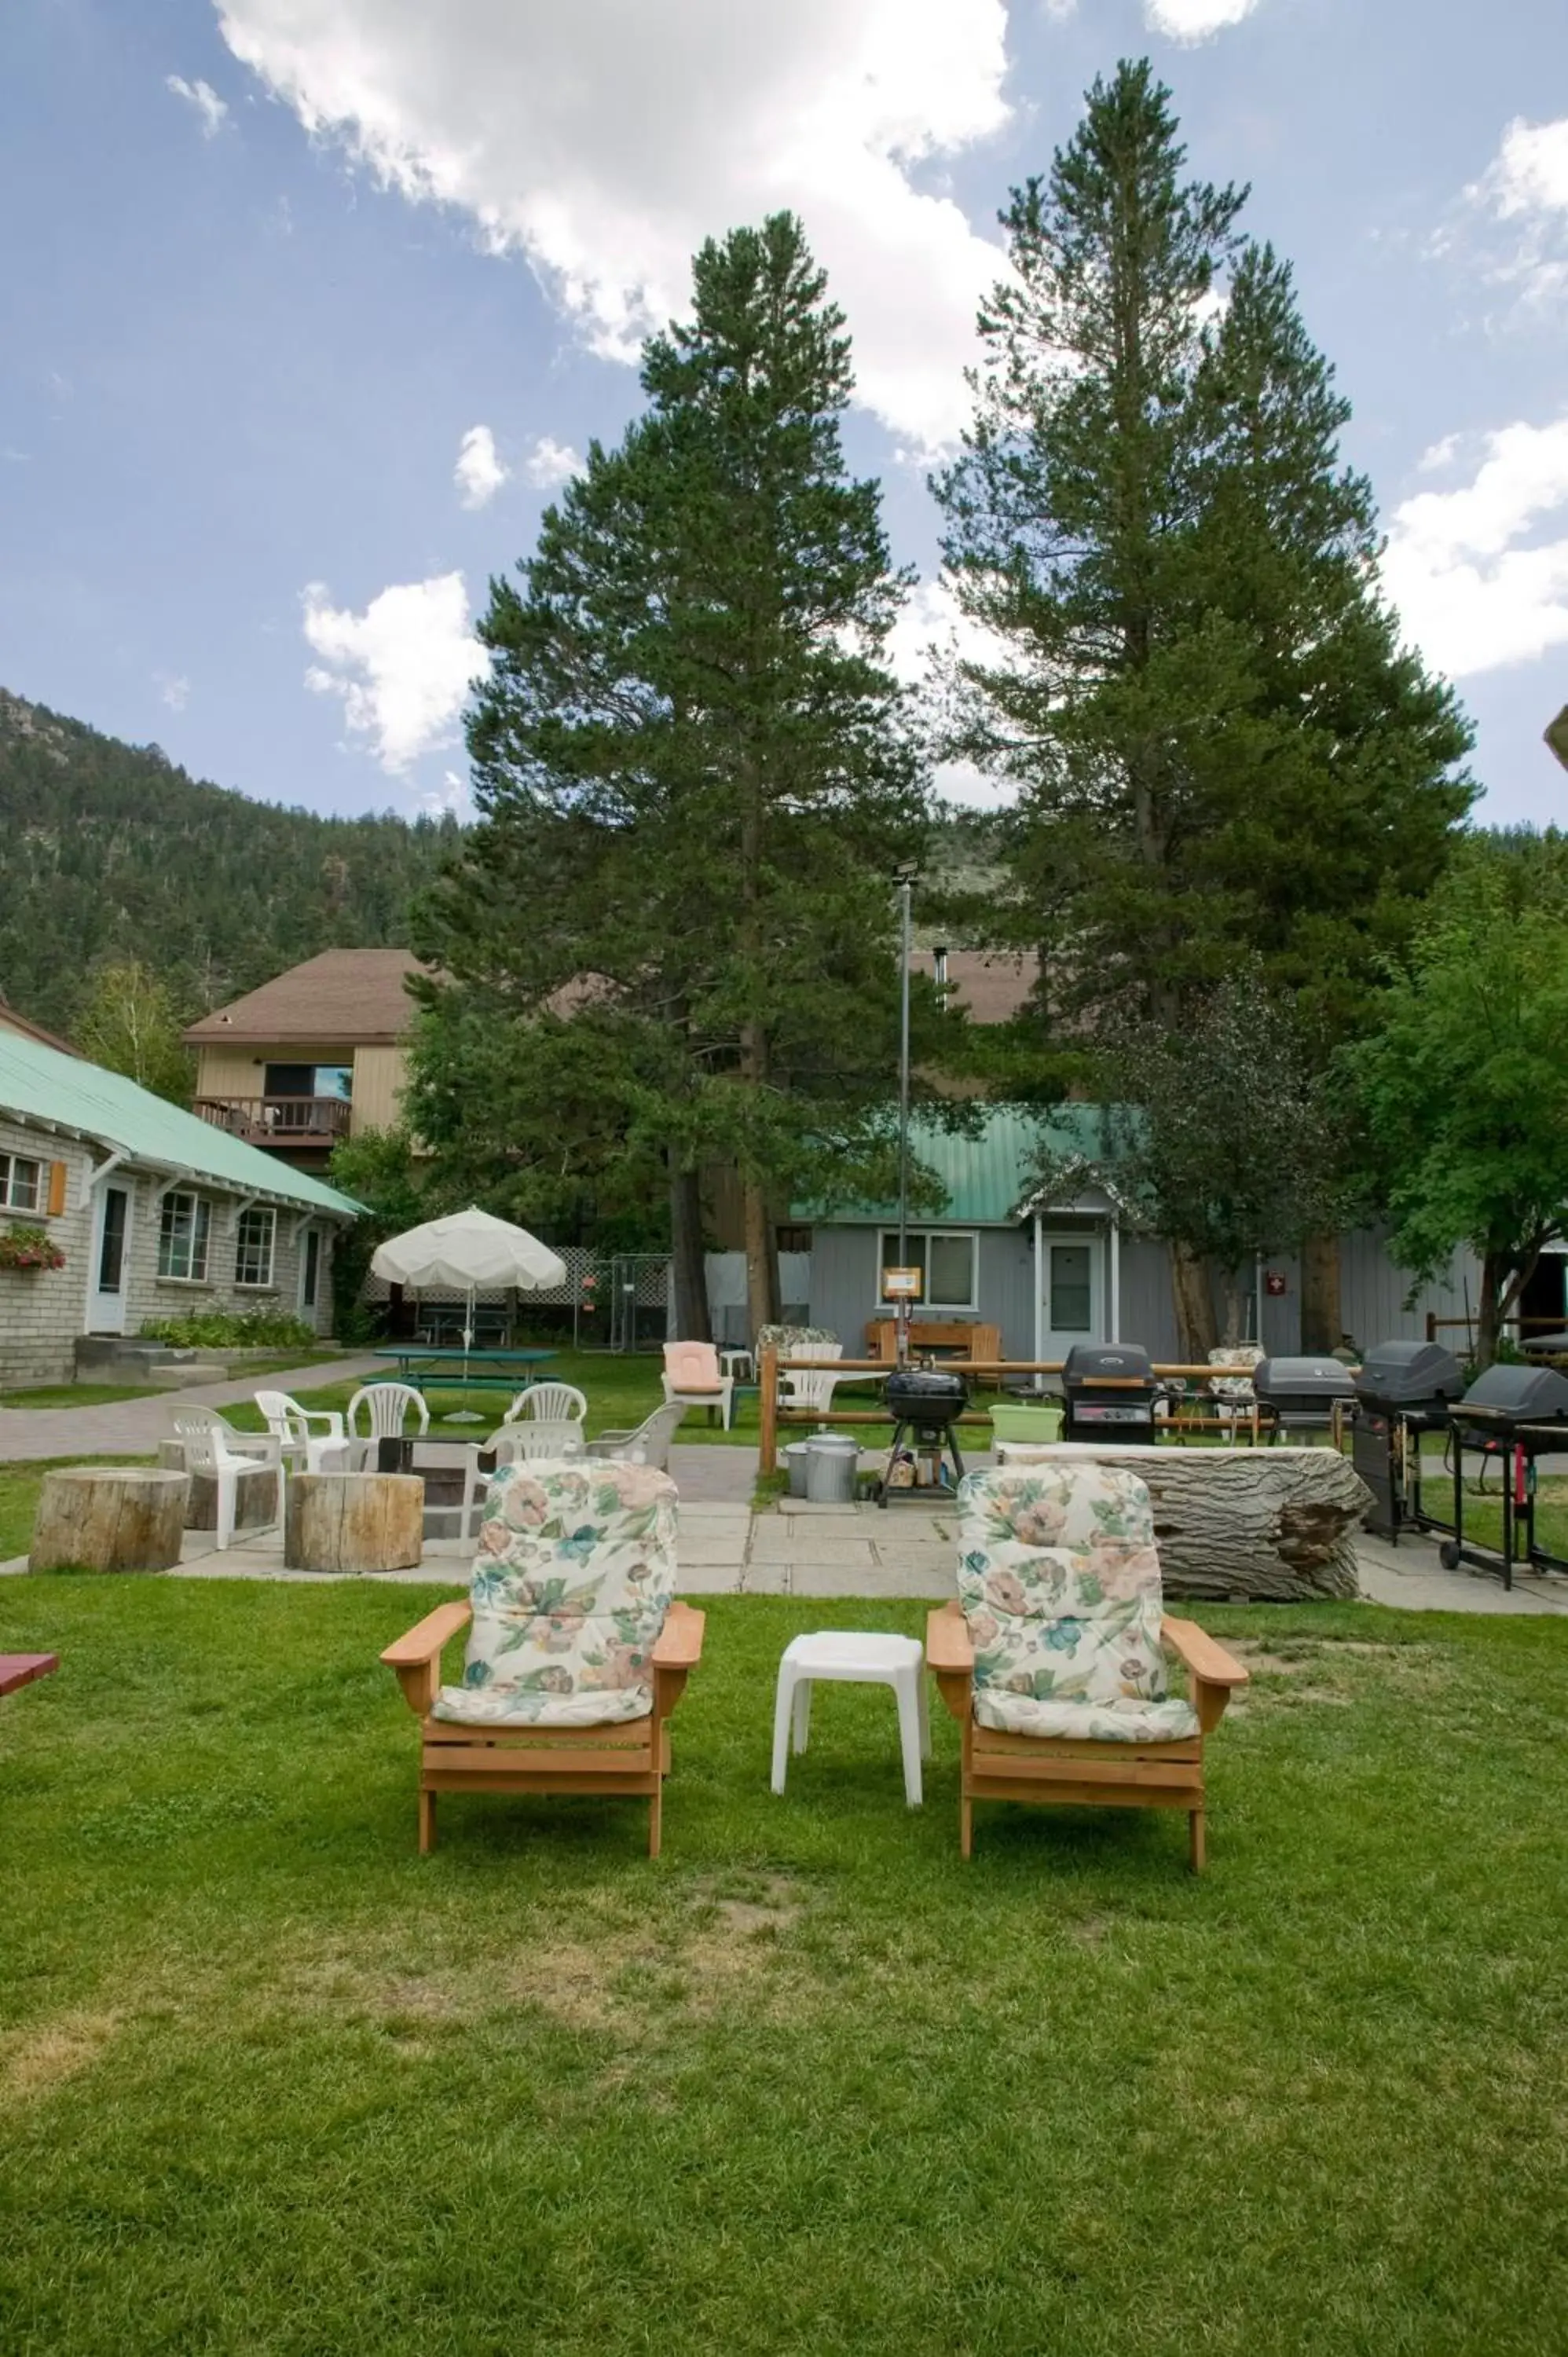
[0,1653,59,1699]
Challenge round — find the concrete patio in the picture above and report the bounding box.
[7,1489,1568,1612]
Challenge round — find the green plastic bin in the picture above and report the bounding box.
[988,1401,1064,1446]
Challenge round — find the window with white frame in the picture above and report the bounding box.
[0,1153,42,1211]
[235,1205,276,1288]
[158,1191,211,1281]
[877,1230,979,1313]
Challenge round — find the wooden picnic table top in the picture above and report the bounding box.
[371,1347,558,1382]
[0,1652,59,1699]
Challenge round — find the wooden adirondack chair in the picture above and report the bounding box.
[928,1464,1247,1871]
[380,1459,704,1859]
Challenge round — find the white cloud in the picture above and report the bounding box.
[889,577,1017,806]
[1472,115,1568,220]
[302,572,478,772]
[1382,418,1568,679]
[166,75,229,137]
[1145,0,1263,37]
[454,423,508,508]
[214,0,1012,451]
[1464,115,1568,306]
[522,435,582,490]
[155,673,191,712]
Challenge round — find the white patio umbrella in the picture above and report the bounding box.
[371,1208,567,1412]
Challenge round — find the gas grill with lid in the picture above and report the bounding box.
[1441,1362,1568,1589]
[875,1363,970,1506]
[1253,1356,1359,1445]
[1061,1344,1161,1446]
[1351,1340,1465,1544]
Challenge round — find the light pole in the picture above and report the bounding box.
[895,862,917,1363]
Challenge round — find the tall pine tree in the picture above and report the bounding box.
[935,60,1473,1351]
[413,214,928,1336]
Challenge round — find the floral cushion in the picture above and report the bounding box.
[956,1464,1200,1743]
[1207,1345,1264,1406]
[433,1461,678,1728]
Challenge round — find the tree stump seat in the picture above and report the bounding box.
[992,1441,1372,1601]
[284,1472,424,1574]
[29,1468,189,1574]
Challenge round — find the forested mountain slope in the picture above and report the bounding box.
[0,690,460,1034]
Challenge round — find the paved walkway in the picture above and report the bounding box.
[0,1354,384,1463]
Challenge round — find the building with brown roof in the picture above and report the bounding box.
[183,948,425,1168]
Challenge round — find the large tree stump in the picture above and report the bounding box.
[284,1472,423,1574]
[30,1468,189,1574]
[995,1442,1372,1602]
[157,1441,279,1531]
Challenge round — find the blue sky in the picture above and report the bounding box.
[3,0,1566,826]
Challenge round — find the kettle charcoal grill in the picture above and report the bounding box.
[1253,1355,1359,1445]
[1061,1344,1161,1446]
[1442,1362,1568,1589]
[876,1364,970,1507]
[1351,1340,1465,1544]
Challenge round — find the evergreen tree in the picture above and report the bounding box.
[415,214,929,1337]
[935,60,1473,1351]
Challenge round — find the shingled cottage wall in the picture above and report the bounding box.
[0,1118,93,1387]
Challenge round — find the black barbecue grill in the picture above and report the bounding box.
[1442,1362,1568,1588]
[1061,1344,1161,1445]
[1253,1355,1359,1444]
[876,1363,970,1506]
[1351,1340,1465,1544]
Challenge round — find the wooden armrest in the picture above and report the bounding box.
[1162,1616,1249,1687]
[925,1600,974,1674]
[380,1600,471,1669]
[652,1601,705,1668]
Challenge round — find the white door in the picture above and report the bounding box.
[88,1184,133,1333]
[1042,1232,1102,1358]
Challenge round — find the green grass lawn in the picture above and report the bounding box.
[223,1347,921,1453]
[2,1578,1566,2354]
[0,1354,348,1413]
[0,1383,166,1409]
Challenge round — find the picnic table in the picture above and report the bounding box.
[1,1653,59,1699]
[369,1346,558,1397]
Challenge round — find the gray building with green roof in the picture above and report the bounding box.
[0,1031,358,1388]
[797,1103,1489,1364]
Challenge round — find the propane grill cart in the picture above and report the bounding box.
[1351,1340,1465,1545]
[1440,1363,1568,1589]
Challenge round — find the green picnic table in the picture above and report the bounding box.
[369,1346,558,1397]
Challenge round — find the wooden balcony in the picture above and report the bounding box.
[193,1094,353,1148]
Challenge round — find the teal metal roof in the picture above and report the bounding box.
[0,1031,360,1217]
[800,1103,1119,1226]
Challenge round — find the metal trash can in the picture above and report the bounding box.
[804,1435,859,1505]
[784,1442,812,1499]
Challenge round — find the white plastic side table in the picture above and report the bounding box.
[720,1348,755,1383]
[770,1631,930,1806]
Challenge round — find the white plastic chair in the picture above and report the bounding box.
[346,1382,430,1469]
[486,1422,588,1465]
[504,1382,588,1428]
[255,1389,349,1475]
[584,1401,687,1469]
[172,1410,277,1550]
